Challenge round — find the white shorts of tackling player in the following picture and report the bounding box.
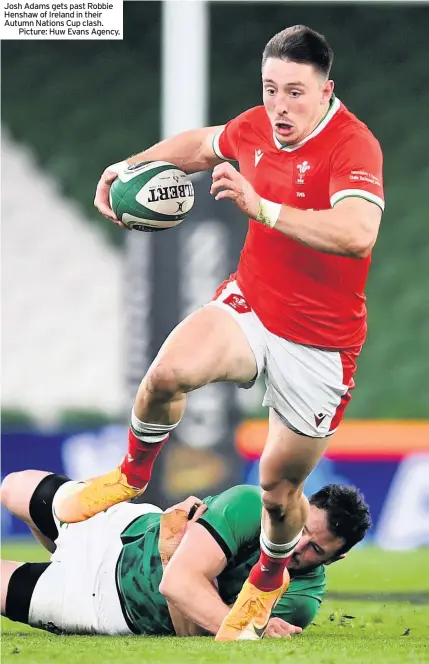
[209,280,349,438]
[29,485,162,635]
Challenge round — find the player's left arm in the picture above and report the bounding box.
[160,519,305,638]
[268,196,382,258]
[210,133,384,259]
[159,522,230,635]
[159,496,208,636]
[160,485,263,635]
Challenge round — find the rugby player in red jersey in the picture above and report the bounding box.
[56,25,384,641]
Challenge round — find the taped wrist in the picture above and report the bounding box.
[256,198,281,228]
[159,509,189,567]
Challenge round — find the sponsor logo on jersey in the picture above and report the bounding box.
[224,293,251,314]
[349,170,381,187]
[255,149,264,167]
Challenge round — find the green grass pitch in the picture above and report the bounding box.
[2,542,428,664]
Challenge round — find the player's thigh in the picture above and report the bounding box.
[1,470,52,526]
[3,561,51,628]
[148,305,258,389]
[263,337,357,438]
[259,409,328,490]
[1,471,71,542]
[6,554,99,635]
[1,561,24,612]
[50,502,160,634]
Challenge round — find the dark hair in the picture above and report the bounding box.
[309,484,372,555]
[262,25,334,78]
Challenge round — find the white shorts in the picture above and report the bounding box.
[209,279,358,437]
[28,485,162,635]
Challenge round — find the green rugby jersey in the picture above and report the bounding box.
[117,485,326,635]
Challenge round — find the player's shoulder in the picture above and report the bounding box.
[215,483,262,502]
[333,100,381,148]
[227,483,262,501]
[204,484,262,510]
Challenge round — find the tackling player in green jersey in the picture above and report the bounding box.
[1,470,371,637]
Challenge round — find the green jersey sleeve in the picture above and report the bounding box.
[199,485,262,559]
[272,567,326,629]
[272,593,320,629]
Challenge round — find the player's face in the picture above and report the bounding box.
[287,506,345,573]
[262,58,334,146]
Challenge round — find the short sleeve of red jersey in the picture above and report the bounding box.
[329,132,385,211]
[212,116,241,161]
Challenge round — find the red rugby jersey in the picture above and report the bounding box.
[213,97,384,350]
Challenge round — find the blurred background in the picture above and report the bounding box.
[1,1,428,551]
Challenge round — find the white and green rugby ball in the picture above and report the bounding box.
[109,161,195,231]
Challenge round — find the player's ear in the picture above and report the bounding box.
[325,553,345,566]
[321,79,334,103]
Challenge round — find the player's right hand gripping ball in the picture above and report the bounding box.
[109,161,195,232]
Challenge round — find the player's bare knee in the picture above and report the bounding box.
[261,491,286,522]
[260,479,287,519]
[260,470,300,493]
[1,470,50,518]
[260,478,301,518]
[1,472,25,510]
[145,362,194,400]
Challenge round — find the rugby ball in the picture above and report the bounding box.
[109,161,195,232]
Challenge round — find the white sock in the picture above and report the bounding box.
[260,524,302,559]
[131,408,181,443]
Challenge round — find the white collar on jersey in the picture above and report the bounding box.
[272,95,341,152]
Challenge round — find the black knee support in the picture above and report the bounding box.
[5,562,51,624]
[29,473,70,541]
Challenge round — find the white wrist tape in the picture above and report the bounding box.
[256,198,282,229]
[108,160,128,175]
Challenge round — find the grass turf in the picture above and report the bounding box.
[2,543,428,664]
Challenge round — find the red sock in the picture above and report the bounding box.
[120,428,169,489]
[248,549,290,592]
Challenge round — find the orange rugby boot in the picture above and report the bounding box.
[53,466,147,523]
[215,568,290,641]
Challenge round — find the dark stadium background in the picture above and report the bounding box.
[1,3,428,550]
